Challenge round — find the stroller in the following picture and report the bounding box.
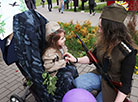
[7,10,78,102]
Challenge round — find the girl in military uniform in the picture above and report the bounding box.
[42,21,78,100]
[64,3,137,102]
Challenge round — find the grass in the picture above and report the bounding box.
[35,0,57,6]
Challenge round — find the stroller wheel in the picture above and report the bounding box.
[10,94,24,102]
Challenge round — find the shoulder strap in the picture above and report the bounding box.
[118,41,133,57]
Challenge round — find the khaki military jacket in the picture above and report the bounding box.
[42,46,68,75]
[92,42,134,102]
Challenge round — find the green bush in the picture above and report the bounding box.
[95,3,106,12]
[58,20,97,57]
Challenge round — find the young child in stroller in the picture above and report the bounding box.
[42,21,78,100]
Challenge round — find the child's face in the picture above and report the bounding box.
[57,32,66,47]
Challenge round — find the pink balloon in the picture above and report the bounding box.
[62,88,96,102]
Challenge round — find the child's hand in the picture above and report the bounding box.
[63,52,76,63]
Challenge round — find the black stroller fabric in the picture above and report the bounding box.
[13,10,79,102]
[13,10,55,102]
[55,64,78,99]
[0,37,18,65]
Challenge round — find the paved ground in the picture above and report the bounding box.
[0,2,138,102]
[36,5,100,26]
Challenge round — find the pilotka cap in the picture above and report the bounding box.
[45,21,60,41]
[100,3,127,23]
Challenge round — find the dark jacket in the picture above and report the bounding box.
[89,0,96,5]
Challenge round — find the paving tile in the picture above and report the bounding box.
[132,74,138,88]
[26,94,37,102]
[130,95,138,102]
[4,69,17,77]
[0,90,11,100]
[0,87,7,94]
[18,89,26,97]
[16,76,24,82]
[0,75,6,81]
[5,80,19,89]
[0,97,9,102]
[131,87,138,97]
[3,74,15,81]
[9,82,22,92]
[6,76,19,83]
[0,82,8,89]
[18,84,25,91]
[0,69,4,73]
[7,88,22,98]
[2,67,15,75]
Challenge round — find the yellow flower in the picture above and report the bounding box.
[94,26,98,32]
[82,20,92,29]
[87,33,94,39]
[64,23,69,27]
[136,71,138,75]
[57,21,61,24]
[70,31,76,38]
[88,25,92,28]
[81,38,87,43]
[77,39,81,44]
[83,20,91,27]
[77,38,87,44]
[135,66,138,69]
[66,35,72,40]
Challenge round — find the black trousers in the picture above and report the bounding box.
[89,4,95,14]
[48,3,52,11]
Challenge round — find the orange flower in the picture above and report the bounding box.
[80,27,88,36]
[91,29,96,33]
[75,24,81,32]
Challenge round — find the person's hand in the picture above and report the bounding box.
[63,52,77,63]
